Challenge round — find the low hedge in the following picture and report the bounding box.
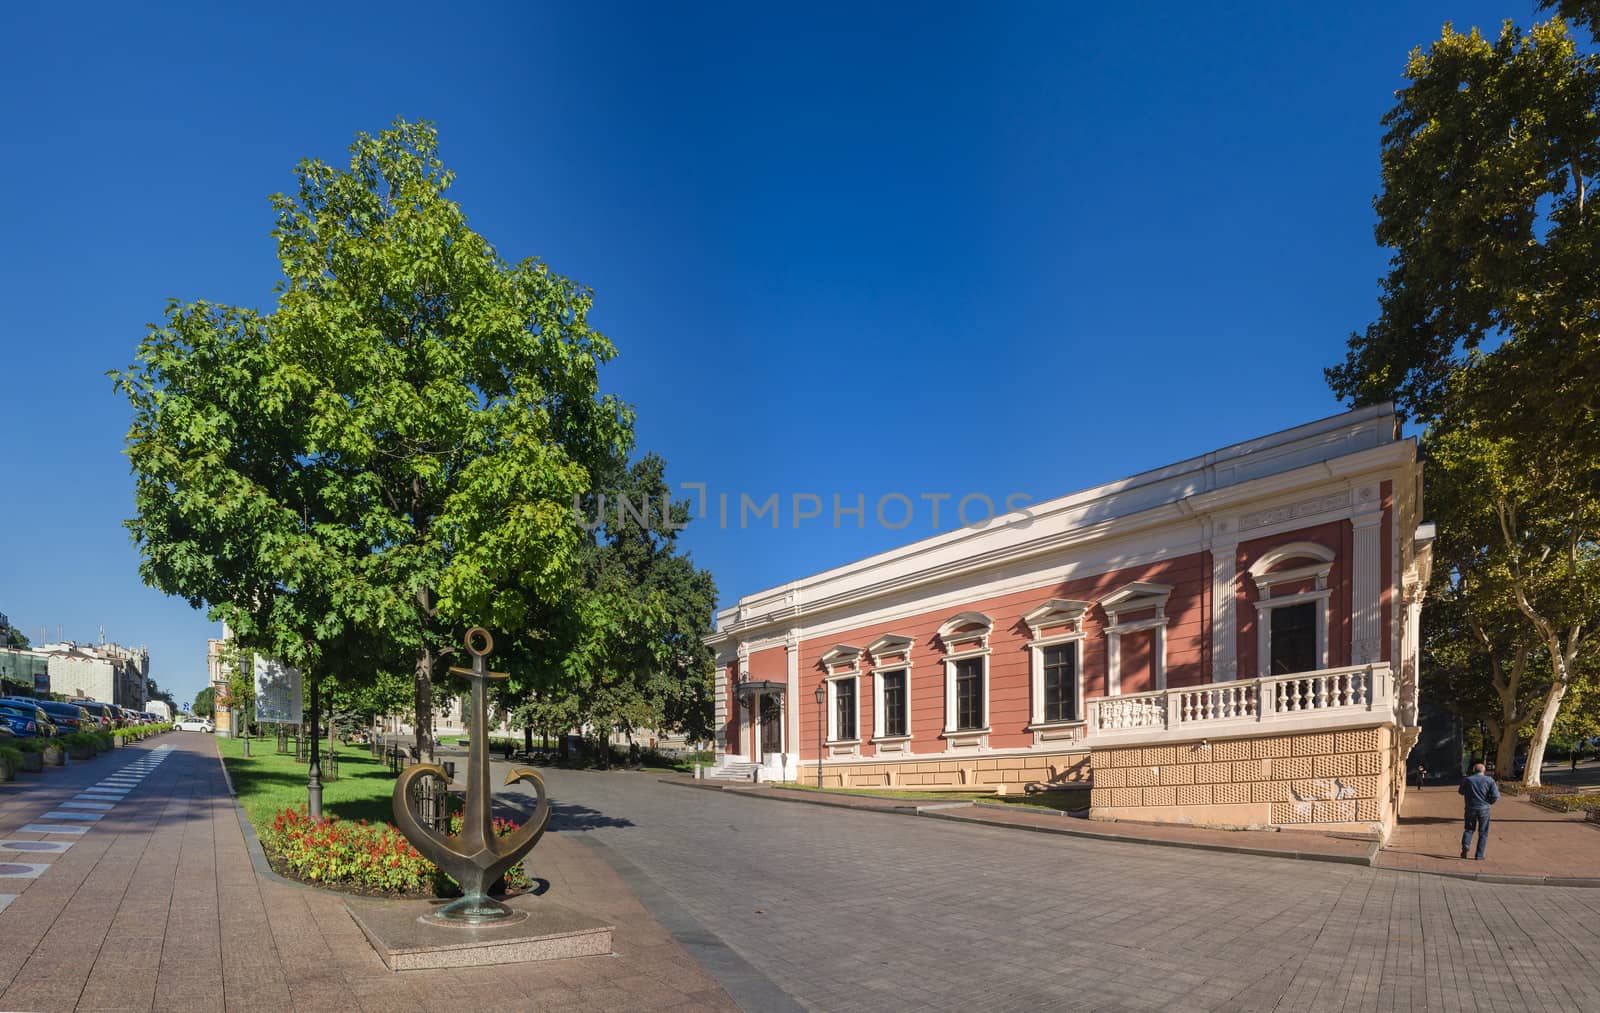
[260,808,534,896]
[1531,792,1600,814]
[0,745,21,778]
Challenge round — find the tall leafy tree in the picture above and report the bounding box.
[1328,11,1600,784]
[114,120,633,757]
[193,686,215,718]
[500,454,717,763]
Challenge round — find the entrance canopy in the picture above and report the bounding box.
[734,680,786,699]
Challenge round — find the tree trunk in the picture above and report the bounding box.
[1522,681,1570,787]
[523,726,533,754]
[1494,726,1518,784]
[415,645,433,757]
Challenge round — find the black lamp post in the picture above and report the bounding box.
[813,682,826,788]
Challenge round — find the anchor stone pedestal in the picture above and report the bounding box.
[346,627,613,970]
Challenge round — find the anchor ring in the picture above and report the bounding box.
[465,627,494,658]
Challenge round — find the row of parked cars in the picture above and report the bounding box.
[0,696,167,741]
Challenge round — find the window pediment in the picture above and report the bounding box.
[937,612,993,652]
[868,633,914,663]
[1023,599,1092,638]
[1247,541,1335,598]
[1099,583,1172,627]
[819,644,864,677]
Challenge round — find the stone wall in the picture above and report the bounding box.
[809,750,1091,794]
[1088,726,1395,835]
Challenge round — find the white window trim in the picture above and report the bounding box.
[871,664,912,743]
[942,647,991,737]
[1029,631,1085,728]
[825,673,862,747]
[1249,550,1335,679]
[1100,582,1173,696]
[1256,589,1332,679]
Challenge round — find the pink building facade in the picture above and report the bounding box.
[707,405,1433,837]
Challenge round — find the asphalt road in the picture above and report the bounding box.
[492,764,1600,1013]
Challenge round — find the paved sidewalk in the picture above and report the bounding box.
[1376,781,1600,883]
[0,733,735,1012]
[662,777,1379,865]
[667,774,1600,883]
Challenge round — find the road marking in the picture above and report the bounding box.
[0,863,50,879]
[0,840,72,853]
[0,895,14,913]
[40,812,102,822]
[60,802,114,810]
[17,824,88,835]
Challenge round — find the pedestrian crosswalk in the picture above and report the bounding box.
[0,742,175,907]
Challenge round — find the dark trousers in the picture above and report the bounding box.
[1461,807,1491,858]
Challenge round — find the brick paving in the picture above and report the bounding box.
[0,734,734,1012]
[1377,781,1600,882]
[501,765,1600,1013]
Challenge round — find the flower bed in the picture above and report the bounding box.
[1529,792,1600,815]
[259,808,534,897]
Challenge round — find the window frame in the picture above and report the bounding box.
[874,667,909,740]
[1247,545,1335,680]
[829,674,859,743]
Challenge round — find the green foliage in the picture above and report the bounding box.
[496,453,717,757]
[145,676,176,710]
[1331,11,1600,785]
[193,685,215,718]
[112,119,633,751]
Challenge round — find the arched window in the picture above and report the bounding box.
[1246,542,1335,678]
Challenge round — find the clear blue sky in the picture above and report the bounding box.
[0,1,1518,703]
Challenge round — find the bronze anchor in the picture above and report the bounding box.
[392,627,550,923]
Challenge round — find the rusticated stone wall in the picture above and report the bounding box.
[806,751,1090,794]
[1088,726,1394,833]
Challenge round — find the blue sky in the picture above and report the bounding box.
[0,1,1520,703]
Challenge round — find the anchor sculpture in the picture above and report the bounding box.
[392,627,550,923]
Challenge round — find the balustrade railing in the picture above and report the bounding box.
[1088,664,1392,740]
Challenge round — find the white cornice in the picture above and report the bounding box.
[712,411,1415,643]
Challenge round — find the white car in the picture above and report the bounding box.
[174,717,214,732]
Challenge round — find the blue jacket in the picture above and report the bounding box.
[1459,773,1500,810]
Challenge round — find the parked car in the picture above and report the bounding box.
[3,698,92,735]
[174,716,214,733]
[72,700,118,730]
[0,701,52,738]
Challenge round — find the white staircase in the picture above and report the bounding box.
[705,760,759,783]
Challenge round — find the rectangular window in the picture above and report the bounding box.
[1043,643,1077,722]
[880,671,907,737]
[1270,603,1318,675]
[955,658,984,730]
[833,677,857,741]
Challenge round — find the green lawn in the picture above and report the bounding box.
[769,782,1089,811]
[215,734,402,829]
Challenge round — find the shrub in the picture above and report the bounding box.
[15,737,47,753]
[259,808,534,895]
[0,745,21,777]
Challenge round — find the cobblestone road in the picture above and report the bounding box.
[509,767,1600,1013]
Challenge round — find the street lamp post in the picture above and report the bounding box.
[813,682,825,788]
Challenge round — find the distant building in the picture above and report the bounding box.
[0,647,51,695]
[34,640,150,707]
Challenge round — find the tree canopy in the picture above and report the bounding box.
[114,120,639,752]
[1329,8,1600,783]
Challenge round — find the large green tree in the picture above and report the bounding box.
[496,454,717,763]
[1328,10,1600,783]
[114,120,633,757]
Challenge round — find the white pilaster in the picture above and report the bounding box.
[785,629,800,780]
[1351,506,1383,664]
[1210,531,1240,682]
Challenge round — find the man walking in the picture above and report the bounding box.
[1459,761,1500,860]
